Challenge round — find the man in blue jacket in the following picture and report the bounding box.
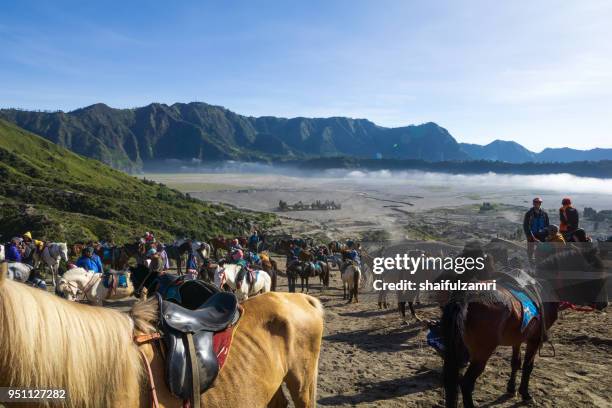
[76,247,104,273]
[523,197,550,262]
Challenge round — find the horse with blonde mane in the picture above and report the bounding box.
[56,267,134,306]
[0,262,324,408]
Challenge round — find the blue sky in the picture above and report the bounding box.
[1,1,611,151]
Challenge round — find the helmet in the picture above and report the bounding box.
[146,248,157,257]
[562,197,572,205]
[533,197,543,203]
[23,232,32,239]
[232,249,243,261]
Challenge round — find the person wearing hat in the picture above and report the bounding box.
[559,197,581,241]
[6,237,23,262]
[146,248,164,275]
[76,246,104,273]
[22,231,44,254]
[523,197,550,262]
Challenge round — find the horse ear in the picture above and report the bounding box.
[1,262,7,285]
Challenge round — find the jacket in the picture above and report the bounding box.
[559,206,579,233]
[6,244,22,262]
[523,208,550,238]
[76,255,104,273]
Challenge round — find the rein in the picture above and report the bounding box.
[64,272,101,302]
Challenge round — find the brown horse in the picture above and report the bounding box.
[259,251,278,291]
[0,263,324,408]
[211,236,229,259]
[442,247,607,407]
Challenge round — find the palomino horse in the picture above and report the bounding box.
[0,263,324,408]
[341,263,362,303]
[56,267,134,306]
[442,247,608,407]
[33,242,68,286]
[259,251,278,291]
[214,264,272,300]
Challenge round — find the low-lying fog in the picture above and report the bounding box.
[145,162,612,211]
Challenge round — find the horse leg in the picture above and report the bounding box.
[398,301,407,322]
[343,282,346,299]
[267,387,289,408]
[518,339,540,402]
[461,349,493,408]
[507,344,522,395]
[408,302,421,321]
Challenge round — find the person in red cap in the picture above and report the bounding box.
[559,197,581,241]
[523,197,550,262]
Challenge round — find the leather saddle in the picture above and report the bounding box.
[158,289,240,406]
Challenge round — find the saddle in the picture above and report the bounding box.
[158,289,241,406]
[235,266,256,289]
[497,269,545,335]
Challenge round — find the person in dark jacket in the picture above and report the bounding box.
[6,238,23,262]
[523,197,550,262]
[559,197,584,241]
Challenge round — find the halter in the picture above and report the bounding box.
[61,272,101,303]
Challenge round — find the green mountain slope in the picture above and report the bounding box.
[0,120,276,243]
[0,103,469,171]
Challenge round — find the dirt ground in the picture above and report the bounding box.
[267,258,611,408]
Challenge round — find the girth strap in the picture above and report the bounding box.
[186,333,200,408]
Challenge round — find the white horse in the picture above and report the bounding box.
[56,267,134,306]
[0,244,4,262]
[341,263,362,303]
[214,263,271,301]
[193,241,212,267]
[6,262,35,282]
[33,242,68,286]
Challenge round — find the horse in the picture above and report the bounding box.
[286,261,303,293]
[317,260,331,288]
[56,267,134,306]
[214,264,271,300]
[211,236,229,259]
[341,263,362,303]
[442,247,608,407]
[0,244,4,262]
[165,240,194,274]
[33,242,68,286]
[0,263,324,408]
[93,244,131,270]
[298,261,320,293]
[259,251,278,291]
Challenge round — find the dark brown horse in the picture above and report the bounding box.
[442,247,607,407]
[211,236,229,259]
[165,240,193,275]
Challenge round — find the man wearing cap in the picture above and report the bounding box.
[523,197,550,262]
[76,247,104,273]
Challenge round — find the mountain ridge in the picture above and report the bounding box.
[1,102,610,171]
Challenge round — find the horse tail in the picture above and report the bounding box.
[442,300,468,408]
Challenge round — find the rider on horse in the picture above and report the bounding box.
[559,197,589,242]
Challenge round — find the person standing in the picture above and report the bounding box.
[523,197,550,262]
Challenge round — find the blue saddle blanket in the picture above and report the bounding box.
[102,273,128,288]
[509,289,539,332]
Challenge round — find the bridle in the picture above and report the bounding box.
[60,272,101,302]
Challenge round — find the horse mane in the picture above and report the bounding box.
[129,296,159,335]
[0,277,143,408]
